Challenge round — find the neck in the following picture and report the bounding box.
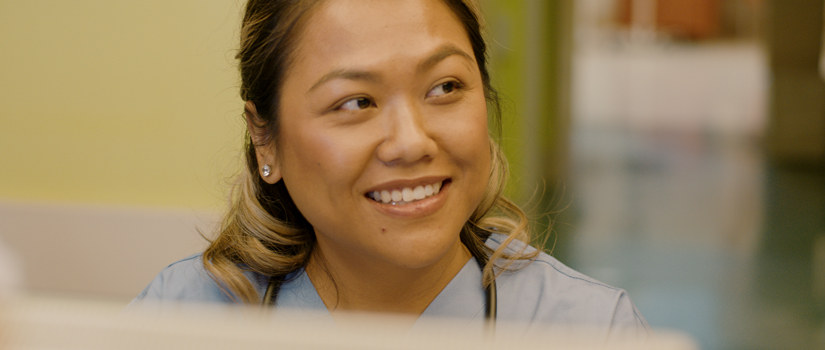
[305,240,471,316]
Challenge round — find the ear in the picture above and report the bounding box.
[244,100,282,184]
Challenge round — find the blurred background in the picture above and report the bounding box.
[1,0,824,348]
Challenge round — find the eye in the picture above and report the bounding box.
[427,80,463,98]
[337,96,374,111]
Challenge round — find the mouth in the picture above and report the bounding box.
[365,179,449,205]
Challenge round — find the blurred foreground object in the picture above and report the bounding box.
[1,296,697,350]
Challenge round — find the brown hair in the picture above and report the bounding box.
[203,0,536,304]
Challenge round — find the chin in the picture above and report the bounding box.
[377,231,465,270]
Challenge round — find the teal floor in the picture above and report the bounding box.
[554,127,825,349]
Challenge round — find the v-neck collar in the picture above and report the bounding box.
[274,257,485,322]
[419,257,485,320]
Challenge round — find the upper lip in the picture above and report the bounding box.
[364,176,449,194]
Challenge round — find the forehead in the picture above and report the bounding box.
[286,0,473,82]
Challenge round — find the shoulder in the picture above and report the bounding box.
[130,254,266,305]
[486,235,648,332]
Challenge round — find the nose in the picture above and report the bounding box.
[376,99,437,166]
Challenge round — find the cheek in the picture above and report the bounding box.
[462,103,493,192]
[444,100,490,166]
[279,122,372,191]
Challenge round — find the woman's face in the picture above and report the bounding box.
[272,0,490,270]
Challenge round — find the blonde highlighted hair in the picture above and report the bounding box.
[203,0,539,304]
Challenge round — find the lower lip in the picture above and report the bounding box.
[367,182,450,218]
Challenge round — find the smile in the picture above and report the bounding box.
[366,180,444,205]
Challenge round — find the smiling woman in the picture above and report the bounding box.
[132,0,648,334]
[268,1,493,313]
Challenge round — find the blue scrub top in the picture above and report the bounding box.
[133,235,648,333]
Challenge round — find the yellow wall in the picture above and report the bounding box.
[0,1,245,210]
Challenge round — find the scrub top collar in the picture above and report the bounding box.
[274,257,486,323]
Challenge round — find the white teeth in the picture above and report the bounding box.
[369,181,444,204]
[402,188,414,202]
[413,186,425,200]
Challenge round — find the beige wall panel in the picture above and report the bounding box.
[0,1,245,210]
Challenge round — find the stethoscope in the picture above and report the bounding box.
[262,250,498,323]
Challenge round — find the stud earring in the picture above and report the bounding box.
[262,164,271,177]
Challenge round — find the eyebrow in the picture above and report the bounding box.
[306,44,475,94]
[308,69,380,94]
[416,44,474,75]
